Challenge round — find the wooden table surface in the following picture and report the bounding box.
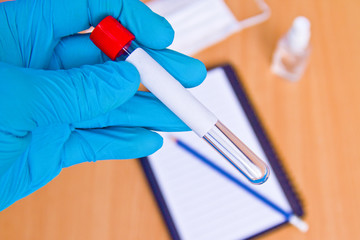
[1,0,360,239]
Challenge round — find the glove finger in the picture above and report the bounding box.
[50,35,206,88]
[0,124,71,211]
[0,61,139,133]
[48,34,109,70]
[62,127,163,167]
[51,0,174,49]
[73,91,189,132]
[145,47,207,88]
[0,131,31,176]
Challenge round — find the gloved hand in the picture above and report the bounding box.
[0,0,206,211]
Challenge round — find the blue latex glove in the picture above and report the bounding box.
[0,0,206,211]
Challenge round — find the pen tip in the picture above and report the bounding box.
[289,215,309,233]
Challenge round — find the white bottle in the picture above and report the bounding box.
[271,16,311,81]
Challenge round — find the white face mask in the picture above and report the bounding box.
[147,0,271,56]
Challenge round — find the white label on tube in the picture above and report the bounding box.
[126,48,217,137]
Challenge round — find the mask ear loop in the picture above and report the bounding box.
[232,0,271,31]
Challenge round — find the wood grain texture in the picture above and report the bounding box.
[1,0,360,239]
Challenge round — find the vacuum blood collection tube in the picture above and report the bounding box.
[90,16,270,184]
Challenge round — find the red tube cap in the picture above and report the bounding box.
[90,16,135,60]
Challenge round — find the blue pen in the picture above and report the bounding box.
[172,137,309,232]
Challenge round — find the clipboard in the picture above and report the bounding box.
[140,64,304,240]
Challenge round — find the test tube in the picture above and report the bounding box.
[90,16,270,184]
